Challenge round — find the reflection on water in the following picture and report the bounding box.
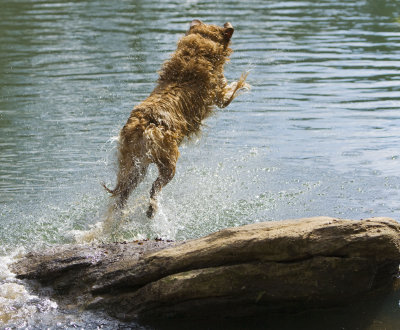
[0,0,400,328]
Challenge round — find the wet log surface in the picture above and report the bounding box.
[10,217,400,322]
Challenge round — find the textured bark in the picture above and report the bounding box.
[10,217,400,321]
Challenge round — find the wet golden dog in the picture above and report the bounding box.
[103,20,249,218]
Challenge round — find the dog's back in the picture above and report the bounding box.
[104,20,249,218]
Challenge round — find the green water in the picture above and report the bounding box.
[0,0,400,328]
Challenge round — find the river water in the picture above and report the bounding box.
[1,0,399,328]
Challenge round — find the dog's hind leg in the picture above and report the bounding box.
[103,159,148,234]
[103,157,148,211]
[114,160,148,210]
[146,135,179,218]
[147,161,176,218]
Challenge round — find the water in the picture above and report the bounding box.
[1,0,399,327]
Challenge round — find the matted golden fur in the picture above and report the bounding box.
[103,20,249,218]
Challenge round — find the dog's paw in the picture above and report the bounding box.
[146,204,157,218]
[241,82,251,91]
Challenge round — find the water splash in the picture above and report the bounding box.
[0,249,58,328]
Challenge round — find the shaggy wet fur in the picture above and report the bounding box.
[103,20,249,218]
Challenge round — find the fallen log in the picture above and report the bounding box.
[10,217,400,322]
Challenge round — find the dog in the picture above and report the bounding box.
[103,19,249,218]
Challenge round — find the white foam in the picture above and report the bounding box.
[0,248,25,282]
[69,221,105,244]
[0,248,58,327]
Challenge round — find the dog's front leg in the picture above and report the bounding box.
[218,72,250,108]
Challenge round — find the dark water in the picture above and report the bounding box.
[0,0,400,328]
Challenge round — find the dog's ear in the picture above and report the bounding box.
[223,22,234,39]
[190,19,203,29]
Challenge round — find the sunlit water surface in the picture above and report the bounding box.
[1,0,400,328]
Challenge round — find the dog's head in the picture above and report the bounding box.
[186,20,234,46]
[158,20,235,84]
